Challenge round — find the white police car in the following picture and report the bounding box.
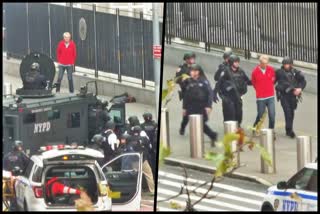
[14,144,143,211]
[261,162,317,211]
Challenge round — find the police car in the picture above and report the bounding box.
[14,144,143,211]
[261,162,317,211]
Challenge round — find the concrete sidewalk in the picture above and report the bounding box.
[162,63,318,186]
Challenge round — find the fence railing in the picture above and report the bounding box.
[4,3,163,86]
[166,3,317,64]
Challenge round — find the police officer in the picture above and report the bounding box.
[24,62,47,90]
[141,113,158,179]
[180,64,218,144]
[175,52,196,101]
[213,55,251,126]
[128,126,154,194]
[102,121,119,162]
[275,57,306,138]
[3,141,29,211]
[141,113,157,146]
[3,140,29,173]
[88,100,110,140]
[126,116,149,138]
[90,134,106,165]
[214,50,233,81]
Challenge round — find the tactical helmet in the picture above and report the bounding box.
[91,134,104,145]
[229,55,240,65]
[282,56,293,65]
[30,62,40,71]
[223,50,233,59]
[143,113,152,121]
[105,121,115,130]
[190,64,205,76]
[128,116,140,126]
[132,125,142,135]
[119,133,131,141]
[14,140,23,149]
[183,52,196,61]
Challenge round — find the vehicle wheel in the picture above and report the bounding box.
[261,203,274,212]
[24,200,28,211]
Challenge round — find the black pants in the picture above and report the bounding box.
[280,95,297,133]
[222,97,243,126]
[180,107,217,140]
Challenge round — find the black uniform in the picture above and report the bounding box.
[24,72,47,90]
[275,66,306,136]
[3,150,29,172]
[214,59,251,126]
[180,75,217,140]
[214,61,229,82]
[176,63,192,100]
[88,106,110,141]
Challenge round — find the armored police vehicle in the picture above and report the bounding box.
[3,52,127,156]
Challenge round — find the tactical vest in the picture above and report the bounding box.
[229,69,248,96]
[185,79,208,103]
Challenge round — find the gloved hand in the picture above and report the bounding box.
[212,89,219,103]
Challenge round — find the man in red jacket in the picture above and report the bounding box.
[56,32,76,93]
[251,55,276,130]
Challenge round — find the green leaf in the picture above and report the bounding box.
[169,201,182,209]
[256,143,273,167]
[162,89,169,101]
[205,152,225,164]
[158,142,171,165]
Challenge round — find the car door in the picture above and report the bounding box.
[277,167,317,211]
[101,152,142,211]
[15,161,34,209]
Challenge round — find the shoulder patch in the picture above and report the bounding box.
[176,67,181,73]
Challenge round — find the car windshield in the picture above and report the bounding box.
[287,167,317,192]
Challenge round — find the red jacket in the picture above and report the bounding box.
[56,40,77,65]
[251,65,276,99]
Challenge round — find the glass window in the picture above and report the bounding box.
[48,109,60,120]
[5,116,15,125]
[67,112,80,128]
[102,154,139,173]
[23,113,36,124]
[24,161,34,178]
[32,166,43,182]
[287,168,317,192]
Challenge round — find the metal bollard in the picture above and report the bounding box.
[296,136,312,171]
[260,129,276,174]
[189,114,204,158]
[224,121,239,166]
[160,108,170,149]
[3,83,12,96]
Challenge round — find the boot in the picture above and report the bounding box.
[179,127,185,136]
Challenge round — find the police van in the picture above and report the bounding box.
[3,52,126,156]
[261,162,317,211]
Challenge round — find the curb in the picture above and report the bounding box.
[164,157,273,187]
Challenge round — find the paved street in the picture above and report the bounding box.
[157,165,268,211]
[161,63,317,184]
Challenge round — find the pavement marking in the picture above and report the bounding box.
[157,196,228,211]
[159,170,266,198]
[157,207,180,211]
[157,188,259,211]
[158,178,262,206]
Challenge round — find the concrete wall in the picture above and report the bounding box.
[3,57,156,105]
[164,44,317,94]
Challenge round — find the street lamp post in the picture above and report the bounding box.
[152,3,160,119]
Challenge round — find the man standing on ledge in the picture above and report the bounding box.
[56,32,77,93]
